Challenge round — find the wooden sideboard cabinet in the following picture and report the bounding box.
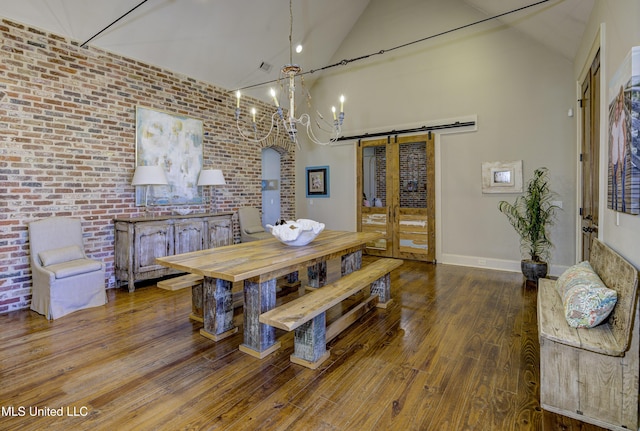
[114,213,233,291]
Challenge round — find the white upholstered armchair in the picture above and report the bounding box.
[28,217,107,319]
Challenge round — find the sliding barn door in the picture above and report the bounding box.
[358,137,393,257]
[357,133,435,262]
[394,135,435,261]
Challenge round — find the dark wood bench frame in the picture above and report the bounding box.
[260,258,403,369]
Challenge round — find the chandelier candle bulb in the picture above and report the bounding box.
[288,72,296,119]
[251,108,256,123]
[270,88,279,107]
[340,95,345,113]
[332,106,337,121]
[236,90,241,108]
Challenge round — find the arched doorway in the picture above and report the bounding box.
[261,147,281,226]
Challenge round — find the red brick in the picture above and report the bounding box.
[0,17,295,314]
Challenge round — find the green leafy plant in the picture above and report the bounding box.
[498,167,559,262]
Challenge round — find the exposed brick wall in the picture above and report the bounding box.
[374,146,386,206]
[399,142,427,208]
[0,18,295,313]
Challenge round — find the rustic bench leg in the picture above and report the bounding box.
[200,277,238,341]
[290,313,330,369]
[239,277,281,359]
[341,250,362,275]
[190,281,204,322]
[371,273,393,308]
[307,262,327,288]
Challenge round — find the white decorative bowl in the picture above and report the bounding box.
[266,219,325,246]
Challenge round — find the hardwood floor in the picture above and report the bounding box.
[0,259,607,431]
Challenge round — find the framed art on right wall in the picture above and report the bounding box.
[481,160,523,194]
[306,166,330,198]
[608,46,639,214]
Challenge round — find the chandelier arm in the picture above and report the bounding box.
[312,113,340,133]
[299,114,340,146]
[235,111,280,143]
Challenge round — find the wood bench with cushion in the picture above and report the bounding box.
[538,238,639,431]
[260,258,403,369]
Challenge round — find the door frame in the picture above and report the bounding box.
[576,24,606,260]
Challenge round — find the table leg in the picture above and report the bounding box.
[239,277,281,358]
[200,277,238,341]
[283,271,300,288]
[307,249,362,288]
[190,281,204,322]
[307,261,327,288]
[341,250,362,275]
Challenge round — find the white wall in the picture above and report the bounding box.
[574,0,640,268]
[296,0,578,274]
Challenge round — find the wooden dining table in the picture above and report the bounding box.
[155,229,382,359]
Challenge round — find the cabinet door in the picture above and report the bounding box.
[114,221,132,276]
[134,222,174,273]
[207,217,233,248]
[174,219,205,254]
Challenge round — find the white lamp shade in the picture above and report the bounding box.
[198,169,226,186]
[131,165,168,186]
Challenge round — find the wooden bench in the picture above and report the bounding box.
[260,258,403,369]
[158,274,207,322]
[157,273,204,291]
[538,238,639,431]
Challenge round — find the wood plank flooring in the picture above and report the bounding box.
[0,259,607,430]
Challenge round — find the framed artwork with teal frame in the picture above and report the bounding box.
[306,166,330,198]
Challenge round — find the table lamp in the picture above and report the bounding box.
[131,165,168,210]
[198,169,226,213]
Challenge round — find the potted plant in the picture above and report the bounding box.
[498,167,559,283]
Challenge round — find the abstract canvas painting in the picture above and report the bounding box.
[135,106,204,206]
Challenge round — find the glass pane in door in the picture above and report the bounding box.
[397,140,429,255]
[361,144,388,251]
[399,141,427,209]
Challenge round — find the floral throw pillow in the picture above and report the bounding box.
[556,261,617,328]
[563,285,617,328]
[555,261,601,297]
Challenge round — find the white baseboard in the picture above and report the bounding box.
[439,253,569,278]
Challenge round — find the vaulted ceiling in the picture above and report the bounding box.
[0,0,594,100]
